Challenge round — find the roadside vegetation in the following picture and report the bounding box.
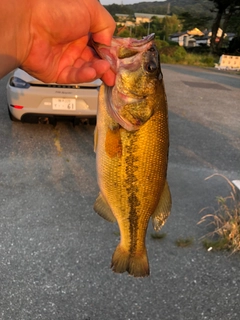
[114,15,219,68]
[106,0,240,68]
[154,40,216,67]
[199,174,240,253]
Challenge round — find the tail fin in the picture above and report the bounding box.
[111,245,149,277]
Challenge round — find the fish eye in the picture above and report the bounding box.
[145,61,157,73]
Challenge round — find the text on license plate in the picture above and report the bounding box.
[52,98,76,110]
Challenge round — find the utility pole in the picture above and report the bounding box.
[167,2,171,15]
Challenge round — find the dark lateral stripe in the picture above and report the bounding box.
[125,132,140,255]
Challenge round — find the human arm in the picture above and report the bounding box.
[0,0,116,85]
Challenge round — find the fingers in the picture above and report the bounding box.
[21,0,116,85]
[88,1,116,46]
[101,69,115,87]
[56,59,115,85]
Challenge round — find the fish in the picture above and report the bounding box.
[93,33,171,277]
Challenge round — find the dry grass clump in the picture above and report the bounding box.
[198,174,240,253]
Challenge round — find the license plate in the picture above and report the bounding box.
[52,98,76,110]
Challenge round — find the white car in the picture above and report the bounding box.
[6,68,101,125]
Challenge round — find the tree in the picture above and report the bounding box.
[227,13,240,36]
[162,15,181,39]
[228,36,240,54]
[134,25,147,38]
[118,29,131,38]
[209,0,240,53]
[136,15,180,40]
[178,12,212,31]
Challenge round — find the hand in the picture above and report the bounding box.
[13,0,116,85]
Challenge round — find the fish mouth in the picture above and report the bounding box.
[91,33,156,74]
[131,33,155,47]
[106,87,144,131]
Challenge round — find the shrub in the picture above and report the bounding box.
[173,46,187,62]
[159,46,180,56]
[154,39,169,49]
[159,46,187,61]
[159,53,174,64]
[199,55,215,66]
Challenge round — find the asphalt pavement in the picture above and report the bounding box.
[0,64,240,320]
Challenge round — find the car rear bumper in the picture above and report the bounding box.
[7,84,99,121]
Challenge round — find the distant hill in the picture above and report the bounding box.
[104,0,215,17]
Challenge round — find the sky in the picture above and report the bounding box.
[101,0,165,5]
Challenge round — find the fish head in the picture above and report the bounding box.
[93,34,163,131]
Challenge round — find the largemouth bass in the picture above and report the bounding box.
[93,34,171,277]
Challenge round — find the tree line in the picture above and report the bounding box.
[104,0,240,54]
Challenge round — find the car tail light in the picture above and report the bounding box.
[10,105,24,109]
[9,77,30,89]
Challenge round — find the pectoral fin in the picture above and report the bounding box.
[152,181,171,231]
[94,192,117,223]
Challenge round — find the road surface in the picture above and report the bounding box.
[0,64,240,320]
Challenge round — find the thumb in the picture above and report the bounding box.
[90,2,116,46]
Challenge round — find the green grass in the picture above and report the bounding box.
[150,232,167,240]
[158,44,216,67]
[202,238,229,251]
[175,237,194,247]
[160,52,216,67]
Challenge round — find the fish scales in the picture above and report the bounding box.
[93,34,171,277]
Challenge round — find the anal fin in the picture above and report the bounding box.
[94,192,116,223]
[152,181,172,231]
